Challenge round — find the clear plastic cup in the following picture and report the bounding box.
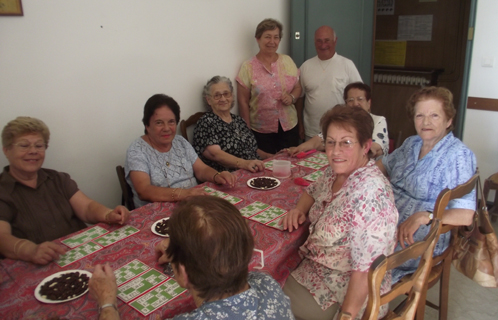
[273,160,291,179]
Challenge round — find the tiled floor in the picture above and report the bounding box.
[393,217,498,320]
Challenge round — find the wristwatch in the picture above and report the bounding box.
[426,210,434,226]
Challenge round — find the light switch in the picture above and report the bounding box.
[482,56,494,68]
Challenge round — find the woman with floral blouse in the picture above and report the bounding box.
[236,18,302,154]
[282,105,398,320]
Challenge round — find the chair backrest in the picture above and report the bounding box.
[432,172,479,235]
[483,172,498,205]
[361,219,442,320]
[483,172,498,221]
[115,165,135,211]
[179,112,205,143]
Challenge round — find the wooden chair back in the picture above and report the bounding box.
[415,172,479,320]
[483,172,498,222]
[359,220,442,320]
[115,165,135,211]
[179,112,205,143]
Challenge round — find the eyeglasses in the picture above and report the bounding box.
[325,139,358,149]
[210,92,232,100]
[346,97,366,103]
[163,263,174,277]
[12,141,47,152]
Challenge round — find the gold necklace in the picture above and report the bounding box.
[146,135,170,166]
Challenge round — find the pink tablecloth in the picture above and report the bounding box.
[0,154,321,319]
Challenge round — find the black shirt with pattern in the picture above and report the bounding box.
[193,111,260,172]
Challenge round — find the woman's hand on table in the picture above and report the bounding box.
[105,205,131,225]
[281,208,307,232]
[397,211,431,248]
[285,146,305,157]
[241,159,265,173]
[28,241,66,265]
[155,239,171,264]
[214,171,237,188]
[89,264,119,316]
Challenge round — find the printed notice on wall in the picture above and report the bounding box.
[374,41,407,67]
[397,15,433,41]
[377,0,394,15]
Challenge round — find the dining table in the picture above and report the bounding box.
[0,152,328,320]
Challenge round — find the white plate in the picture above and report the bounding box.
[151,217,170,238]
[34,270,92,304]
[247,177,281,190]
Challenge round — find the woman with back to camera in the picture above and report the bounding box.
[89,196,295,319]
[193,76,270,173]
[125,94,236,208]
[0,117,130,265]
[282,105,398,320]
[236,18,302,154]
[377,86,476,283]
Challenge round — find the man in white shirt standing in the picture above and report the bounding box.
[297,26,363,140]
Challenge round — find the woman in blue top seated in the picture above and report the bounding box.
[89,196,294,320]
[376,86,476,282]
[125,94,236,208]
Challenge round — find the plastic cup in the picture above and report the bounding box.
[273,160,291,179]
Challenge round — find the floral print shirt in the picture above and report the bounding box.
[172,272,294,320]
[236,54,299,133]
[291,160,398,319]
[193,112,259,172]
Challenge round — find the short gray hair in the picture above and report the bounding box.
[202,76,234,109]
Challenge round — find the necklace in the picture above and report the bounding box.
[144,135,178,186]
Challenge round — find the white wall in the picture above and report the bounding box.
[0,0,290,207]
[463,0,498,182]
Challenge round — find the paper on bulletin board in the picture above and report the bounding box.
[377,0,394,15]
[374,41,407,67]
[398,15,433,41]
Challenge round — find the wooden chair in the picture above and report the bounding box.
[415,173,479,320]
[338,220,442,320]
[483,172,498,222]
[179,112,205,143]
[115,165,135,211]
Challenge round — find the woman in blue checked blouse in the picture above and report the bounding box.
[377,86,476,283]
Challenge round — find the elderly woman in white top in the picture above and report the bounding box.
[125,94,236,208]
[287,82,388,158]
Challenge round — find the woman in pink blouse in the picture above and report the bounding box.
[282,105,398,320]
[236,18,302,154]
